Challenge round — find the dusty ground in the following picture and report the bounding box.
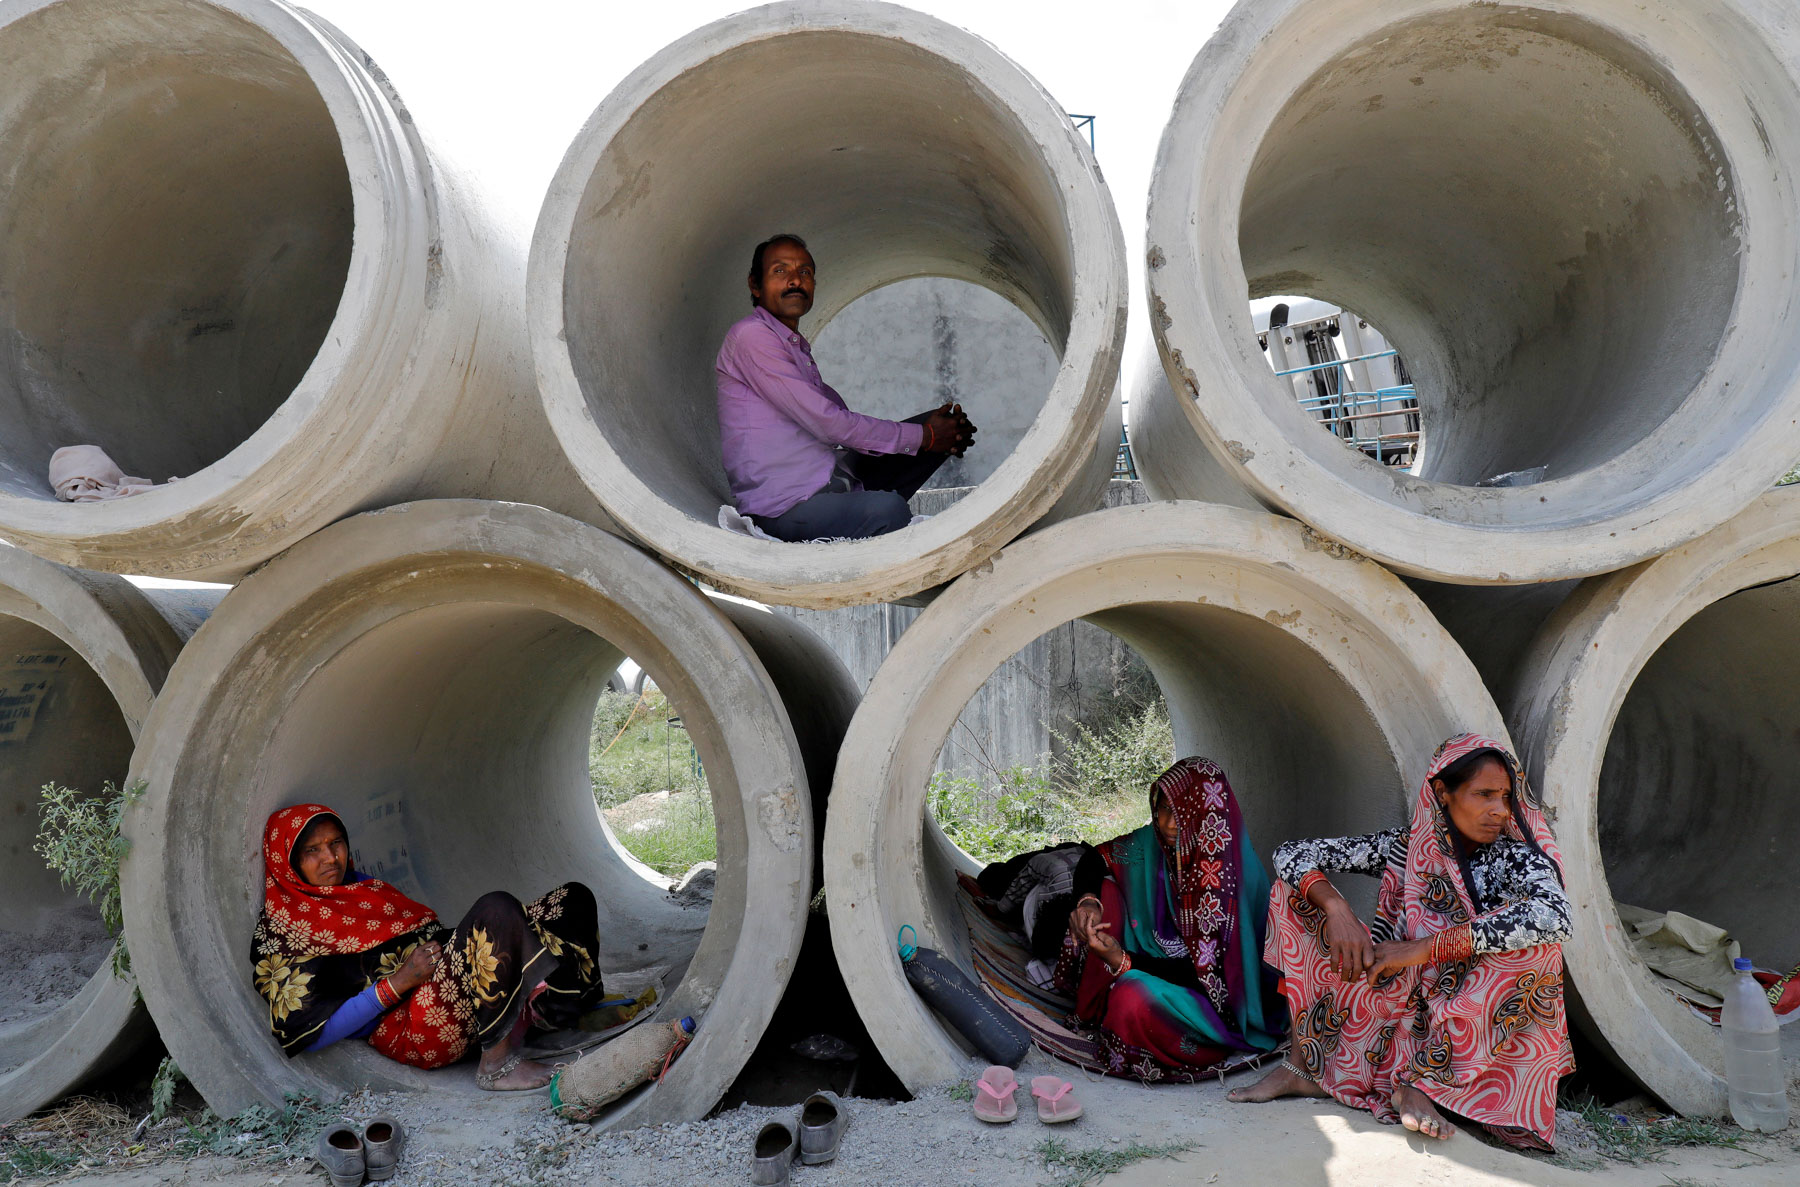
[10,1049,1798,1187]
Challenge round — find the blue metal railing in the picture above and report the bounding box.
[1274,346,1418,466]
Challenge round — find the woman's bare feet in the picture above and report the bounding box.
[1227,1062,1330,1103]
[1391,1084,1455,1140]
[476,1047,554,1091]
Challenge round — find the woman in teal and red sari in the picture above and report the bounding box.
[1056,757,1286,1080]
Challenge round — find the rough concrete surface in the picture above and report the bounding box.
[1139,0,1800,584]
[119,501,855,1130]
[529,0,1127,608]
[825,500,1510,1091]
[0,545,218,1120]
[1509,485,1800,1116]
[0,0,605,580]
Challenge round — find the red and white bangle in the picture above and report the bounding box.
[1105,952,1132,978]
[1429,924,1474,964]
[1296,870,1328,899]
[375,976,400,1009]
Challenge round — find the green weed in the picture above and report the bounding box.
[1561,1094,1752,1166]
[34,778,144,978]
[946,1082,975,1102]
[1036,1137,1196,1187]
[612,791,716,878]
[590,689,706,808]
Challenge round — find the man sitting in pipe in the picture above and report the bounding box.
[251,805,608,1092]
[1229,734,1574,1152]
[716,234,977,541]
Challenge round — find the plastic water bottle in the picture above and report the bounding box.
[1721,958,1790,1132]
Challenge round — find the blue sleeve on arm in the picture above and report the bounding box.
[305,984,388,1052]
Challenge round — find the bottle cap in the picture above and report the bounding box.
[1734,958,1754,971]
[679,1015,697,1034]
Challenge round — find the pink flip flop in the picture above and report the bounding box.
[973,1065,1019,1123]
[1031,1076,1083,1124]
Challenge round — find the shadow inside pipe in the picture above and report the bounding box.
[0,617,133,1074]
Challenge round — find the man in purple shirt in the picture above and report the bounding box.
[717,234,976,541]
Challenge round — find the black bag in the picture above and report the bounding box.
[901,945,1030,1068]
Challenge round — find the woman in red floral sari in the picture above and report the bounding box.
[1228,735,1574,1151]
[250,804,606,1091]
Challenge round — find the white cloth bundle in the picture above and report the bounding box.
[49,445,172,502]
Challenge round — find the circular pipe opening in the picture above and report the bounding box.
[124,503,827,1127]
[1146,0,1800,581]
[532,0,1125,607]
[1517,488,1800,1111]
[0,0,351,498]
[825,501,1507,1090]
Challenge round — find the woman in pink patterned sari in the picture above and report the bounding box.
[1228,734,1573,1151]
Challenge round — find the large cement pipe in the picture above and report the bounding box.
[530,0,1127,610]
[1509,487,1800,1115]
[0,0,600,581]
[0,549,218,1120]
[823,501,1508,1089]
[120,502,856,1128]
[1138,0,1800,584]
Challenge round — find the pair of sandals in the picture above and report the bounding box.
[973,1066,1082,1124]
[751,1091,851,1185]
[316,1116,405,1187]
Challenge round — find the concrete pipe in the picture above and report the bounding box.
[530,0,1127,609]
[824,501,1508,1090]
[1509,486,1800,1115]
[0,548,218,1121]
[1139,0,1800,584]
[0,0,600,581]
[121,501,856,1127]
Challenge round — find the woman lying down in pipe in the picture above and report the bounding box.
[251,804,608,1091]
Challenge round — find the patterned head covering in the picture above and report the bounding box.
[259,803,436,960]
[1146,757,1259,1016]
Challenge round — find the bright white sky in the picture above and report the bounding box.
[299,0,1239,394]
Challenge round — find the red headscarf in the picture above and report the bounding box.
[260,804,436,960]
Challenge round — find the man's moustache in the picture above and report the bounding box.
[783,289,806,298]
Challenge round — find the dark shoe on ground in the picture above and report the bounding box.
[751,1118,799,1185]
[798,1091,851,1165]
[361,1114,405,1181]
[316,1121,365,1187]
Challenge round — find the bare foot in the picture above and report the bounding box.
[1227,1063,1329,1103]
[477,1051,554,1091]
[1391,1084,1455,1140]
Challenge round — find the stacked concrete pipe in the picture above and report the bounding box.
[1504,486,1800,1116]
[120,501,857,1127]
[824,501,1509,1090]
[1136,0,1800,584]
[0,548,218,1120]
[0,0,602,581]
[530,0,1127,609]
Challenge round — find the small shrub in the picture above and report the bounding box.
[1037,1137,1196,1187]
[1051,700,1174,805]
[590,688,706,808]
[34,779,144,978]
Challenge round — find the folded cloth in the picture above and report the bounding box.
[49,445,171,502]
[1616,902,1741,1005]
[717,502,929,543]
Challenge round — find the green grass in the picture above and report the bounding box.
[612,791,716,878]
[930,700,1173,863]
[1036,1137,1196,1187]
[590,688,714,875]
[0,1093,327,1183]
[1557,1094,1756,1169]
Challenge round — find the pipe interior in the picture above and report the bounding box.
[923,604,1404,950]
[812,277,1060,491]
[237,602,708,1082]
[0,616,131,1042]
[0,0,353,498]
[563,29,1073,520]
[1599,576,1800,968]
[1238,5,1739,487]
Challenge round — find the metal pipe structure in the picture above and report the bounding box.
[530,0,1127,609]
[0,0,602,581]
[1509,486,1800,1115]
[824,501,1507,1090]
[1138,0,1800,584]
[121,502,856,1127]
[0,548,218,1120]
